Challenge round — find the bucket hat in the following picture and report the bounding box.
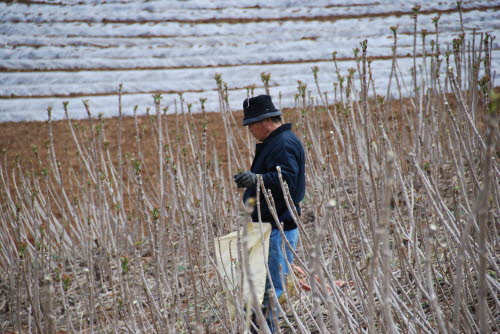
[242,94,282,126]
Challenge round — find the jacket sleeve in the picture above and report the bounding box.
[243,185,256,204]
[260,143,299,200]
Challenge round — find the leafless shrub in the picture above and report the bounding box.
[0,6,498,333]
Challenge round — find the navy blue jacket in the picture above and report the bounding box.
[243,123,305,230]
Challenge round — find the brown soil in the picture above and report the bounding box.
[2,87,495,187]
[0,96,413,176]
[0,110,236,175]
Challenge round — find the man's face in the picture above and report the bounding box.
[248,119,269,142]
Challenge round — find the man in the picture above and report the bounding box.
[234,94,306,332]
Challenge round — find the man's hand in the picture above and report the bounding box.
[234,171,257,188]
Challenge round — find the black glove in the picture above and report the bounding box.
[234,171,257,188]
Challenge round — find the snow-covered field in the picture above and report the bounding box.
[0,0,498,122]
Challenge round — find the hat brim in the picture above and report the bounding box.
[242,110,282,126]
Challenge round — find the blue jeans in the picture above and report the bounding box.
[262,228,299,332]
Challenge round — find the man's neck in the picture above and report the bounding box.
[261,122,282,141]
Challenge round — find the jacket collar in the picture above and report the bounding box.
[262,123,292,143]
